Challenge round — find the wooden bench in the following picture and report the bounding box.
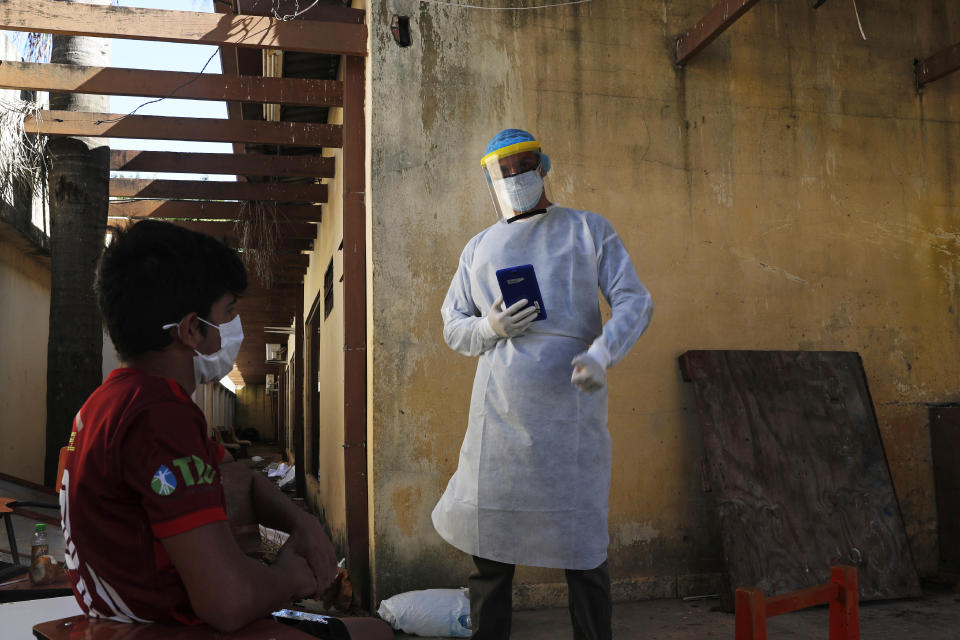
[735,565,860,640]
[34,613,394,639]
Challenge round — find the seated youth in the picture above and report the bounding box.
[60,220,337,632]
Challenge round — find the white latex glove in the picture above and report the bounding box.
[571,352,606,393]
[483,295,539,338]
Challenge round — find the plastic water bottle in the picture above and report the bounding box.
[30,523,48,566]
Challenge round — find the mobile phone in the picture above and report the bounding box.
[272,609,350,639]
[495,264,546,321]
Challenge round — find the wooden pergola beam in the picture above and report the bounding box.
[675,0,763,66]
[110,179,327,203]
[236,303,299,315]
[0,62,343,107]
[0,0,367,56]
[26,111,341,148]
[234,315,296,327]
[242,285,302,297]
[235,309,296,318]
[243,275,304,289]
[261,253,309,270]
[916,42,960,88]
[110,150,334,179]
[234,295,299,307]
[109,217,317,241]
[108,200,321,222]
[109,218,313,252]
[240,290,301,301]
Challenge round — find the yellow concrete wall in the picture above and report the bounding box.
[367,0,960,603]
[236,384,274,442]
[0,236,50,484]
[298,92,349,553]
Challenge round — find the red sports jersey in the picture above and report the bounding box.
[60,368,227,624]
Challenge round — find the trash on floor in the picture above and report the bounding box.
[377,587,470,637]
[267,462,289,478]
[277,465,296,488]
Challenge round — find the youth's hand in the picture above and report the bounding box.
[287,516,339,596]
[273,541,318,601]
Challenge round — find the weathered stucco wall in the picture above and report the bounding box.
[368,0,960,604]
[0,234,50,484]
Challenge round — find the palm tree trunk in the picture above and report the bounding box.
[43,0,111,486]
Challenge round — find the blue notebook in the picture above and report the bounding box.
[495,264,547,321]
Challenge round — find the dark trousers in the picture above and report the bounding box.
[469,555,612,640]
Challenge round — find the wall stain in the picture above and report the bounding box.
[391,485,424,538]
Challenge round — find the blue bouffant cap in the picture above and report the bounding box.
[485,128,537,156]
[482,128,551,174]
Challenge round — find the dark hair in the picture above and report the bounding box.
[96,220,247,361]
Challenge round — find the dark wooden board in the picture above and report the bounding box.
[929,406,960,576]
[679,350,921,609]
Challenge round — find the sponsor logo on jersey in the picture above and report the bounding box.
[149,456,217,496]
[171,455,217,487]
[150,465,178,496]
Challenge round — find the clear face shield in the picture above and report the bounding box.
[481,142,550,221]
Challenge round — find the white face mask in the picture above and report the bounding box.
[162,314,244,385]
[192,315,244,385]
[494,169,544,214]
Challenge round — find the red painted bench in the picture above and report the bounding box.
[735,565,859,640]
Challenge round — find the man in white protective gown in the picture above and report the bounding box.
[431,128,654,640]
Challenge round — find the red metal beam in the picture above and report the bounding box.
[675,0,763,66]
[916,41,960,88]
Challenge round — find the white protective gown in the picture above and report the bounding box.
[431,204,653,570]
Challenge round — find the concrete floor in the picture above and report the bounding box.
[7,473,960,639]
[394,585,960,639]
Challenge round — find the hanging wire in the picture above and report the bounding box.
[95,0,323,125]
[272,0,322,21]
[239,0,323,21]
[416,0,592,9]
[94,47,221,125]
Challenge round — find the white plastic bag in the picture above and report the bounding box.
[277,464,296,487]
[377,588,471,637]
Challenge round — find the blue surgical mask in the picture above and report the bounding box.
[494,170,544,214]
